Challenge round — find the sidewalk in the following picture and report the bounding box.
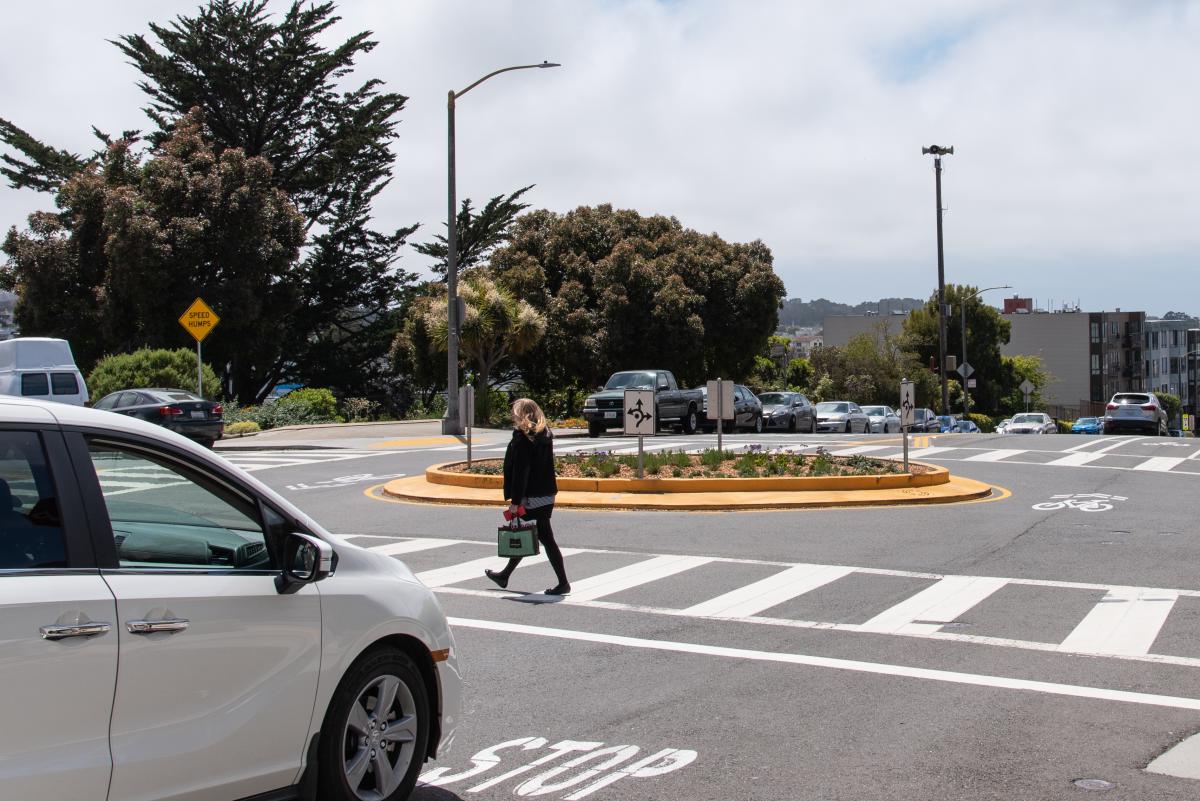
[214,419,588,451]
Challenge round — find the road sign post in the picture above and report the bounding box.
[178,298,220,396]
[624,389,656,478]
[459,385,475,466]
[899,379,915,473]
[1019,379,1034,412]
[957,361,975,419]
[706,378,734,452]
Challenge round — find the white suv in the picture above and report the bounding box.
[0,397,460,801]
[1104,392,1169,436]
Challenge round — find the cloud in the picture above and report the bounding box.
[2,0,1197,315]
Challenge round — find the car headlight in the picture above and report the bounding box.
[583,399,597,408]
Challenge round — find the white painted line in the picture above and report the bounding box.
[962,449,1026,462]
[906,446,956,458]
[227,462,296,471]
[682,564,853,618]
[1187,446,1200,460]
[1146,732,1200,780]
[98,480,168,490]
[369,538,462,556]
[859,576,1010,635]
[449,617,1200,711]
[566,555,713,602]
[828,445,893,456]
[1093,436,1142,454]
[416,548,584,588]
[1059,588,1180,656]
[1133,457,1187,472]
[1063,436,1128,453]
[1045,451,1108,467]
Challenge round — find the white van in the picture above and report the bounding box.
[0,337,89,406]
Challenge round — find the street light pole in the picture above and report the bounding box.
[922,145,954,415]
[959,284,1010,421]
[443,61,560,435]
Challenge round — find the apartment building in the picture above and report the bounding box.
[1143,318,1197,411]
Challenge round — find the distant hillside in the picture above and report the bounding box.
[778,297,924,329]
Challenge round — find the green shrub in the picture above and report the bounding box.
[88,348,222,400]
[700,449,732,469]
[256,388,340,428]
[967,413,995,433]
[225,421,260,436]
[1057,418,1074,434]
[341,397,378,422]
[405,394,446,420]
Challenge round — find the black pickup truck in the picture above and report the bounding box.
[582,370,705,437]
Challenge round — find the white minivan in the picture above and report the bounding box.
[0,337,89,405]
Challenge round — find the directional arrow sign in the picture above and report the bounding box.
[899,380,916,428]
[624,389,656,436]
[957,361,974,379]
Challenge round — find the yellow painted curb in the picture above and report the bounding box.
[423,461,950,493]
[379,470,994,512]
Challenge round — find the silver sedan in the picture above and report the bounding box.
[861,405,901,433]
[814,401,871,433]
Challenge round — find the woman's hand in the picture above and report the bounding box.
[508,503,520,516]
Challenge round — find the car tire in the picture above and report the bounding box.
[682,407,699,435]
[845,420,852,434]
[754,415,763,434]
[809,416,818,434]
[318,648,430,801]
[587,422,604,438]
[787,415,797,433]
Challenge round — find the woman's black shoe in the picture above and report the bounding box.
[484,569,509,589]
[544,583,571,596]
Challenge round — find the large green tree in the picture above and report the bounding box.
[2,111,305,396]
[490,204,786,403]
[0,0,416,400]
[901,285,1012,414]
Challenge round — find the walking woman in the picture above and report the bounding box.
[485,398,571,595]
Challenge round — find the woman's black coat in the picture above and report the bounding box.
[503,428,557,503]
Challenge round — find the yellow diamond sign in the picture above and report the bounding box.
[179,297,220,343]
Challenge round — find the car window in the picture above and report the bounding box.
[862,406,884,415]
[85,440,272,570]
[50,372,79,396]
[162,391,200,401]
[1112,394,1150,405]
[0,431,66,570]
[758,393,786,405]
[20,373,49,397]
[816,402,849,413]
[93,394,118,410]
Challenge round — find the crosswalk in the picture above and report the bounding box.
[351,535,1200,668]
[542,435,1200,476]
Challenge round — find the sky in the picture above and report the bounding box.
[1,0,1198,317]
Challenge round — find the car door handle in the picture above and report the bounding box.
[126,618,190,634]
[40,622,112,640]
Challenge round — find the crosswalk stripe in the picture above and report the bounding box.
[963,449,1026,462]
[1045,451,1107,467]
[828,445,893,456]
[566,555,713,602]
[682,564,853,618]
[906,446,955,458]
[1059,588,1180,656]
[1134,457,1186,472]
[415,548,585,588]
[369,538,462,556]
[859,576,1010,635]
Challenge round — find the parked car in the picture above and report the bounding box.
[698,383,764,433]
[996,417,1014,434]
[1007,412,1057,434]
[955,419,982,433]
[756,391,816,433]
[0,396,460,801]
[814,401,870,433]
[861,405,901,433]
[1071,417,1104,434]
[582,370,704,437]
[935,415,958,433]
[1169,429,1194,438]
[92,388,225,448]
[0,337,89,406]
[1103,392,1169,436]
[909,407,941,433]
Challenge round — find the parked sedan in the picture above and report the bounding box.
[1071,417,1104,434]
[861,405,901,433]
[757,391,816,433]
[0,396,460,801]
[1007,412,1057,434]
[814,401,870,433]
[697,384,764,433]
[955,419,982,433]
[93,388,224,447]
[996,417,1013,434]
[909,408,942,433]
[935,415,958,433]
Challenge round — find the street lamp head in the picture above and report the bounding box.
[538,61,561,68]
[922,145,955,156]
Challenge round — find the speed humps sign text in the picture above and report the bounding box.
[179,298,220,343]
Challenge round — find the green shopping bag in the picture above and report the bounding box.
[497,518,540,557]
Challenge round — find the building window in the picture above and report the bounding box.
[1090,323,1100,343]
[1091,354,1100,374]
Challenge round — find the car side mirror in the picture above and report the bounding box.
[275,532,334,594]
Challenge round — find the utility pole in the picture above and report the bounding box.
[922,145,954,414]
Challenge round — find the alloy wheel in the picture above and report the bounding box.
[341,673,419,800]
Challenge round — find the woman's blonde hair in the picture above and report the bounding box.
[511,397,547,436]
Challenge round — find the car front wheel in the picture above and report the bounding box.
[754,415,764,434]
[319,649,430,801]
[587,421,604,438]
[682,408,699,434]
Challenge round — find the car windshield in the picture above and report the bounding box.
[816,402,849,413]
[758,393,789,405]
[1076,417,1097,425]
[861,406,886,415]
[1012,414,1042,423]
[605,372,656,390]
[1113,394,1150,405]
[159,390,201,401]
